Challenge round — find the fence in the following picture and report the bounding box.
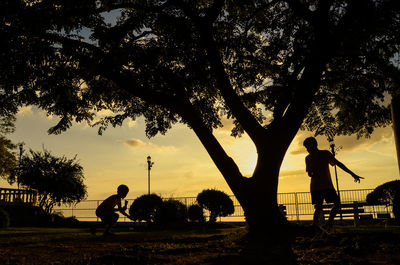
[53,189,393,222]
[0,188,37,205]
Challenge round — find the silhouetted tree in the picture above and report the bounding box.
[197,189,234,223]
[18,149,87,214]
[2,1,399,262]
[366,180,400,206]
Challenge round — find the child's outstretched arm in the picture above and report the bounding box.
[117,200,134,220]
[333,158,364,183]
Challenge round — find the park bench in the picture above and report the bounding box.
[322,201,370,226]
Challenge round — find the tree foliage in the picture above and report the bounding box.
[1,0,397,139]
[197,189,234,223]
[0,113,17,180]
[366,180,400,206]
[17,149,87,213]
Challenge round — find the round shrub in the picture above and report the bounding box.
[188,204,205,223]
[197,189,234,223]
[0,208,10,229]
[129,194,163,222]
[154,199,187,225]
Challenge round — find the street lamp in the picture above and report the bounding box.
[147,156,154,195]
[329,141,342,220]
[18,143,24,189]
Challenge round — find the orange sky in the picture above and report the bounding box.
[1,106,398,200]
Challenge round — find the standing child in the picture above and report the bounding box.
[92,184,132,236]
[303,137,363,232]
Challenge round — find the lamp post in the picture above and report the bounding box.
[18,143,24,189]
[147,156,154,195]
[329,141,342,220]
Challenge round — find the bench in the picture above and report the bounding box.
[322,201,368,226]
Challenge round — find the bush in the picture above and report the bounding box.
[197,189,234,223]
[0,208,10,229]
[51,213,79,227]
[188,204,205,223]
[129,194,163,222]
[154,199,187,225]
[0,204,50,226]
[394,190,400,224]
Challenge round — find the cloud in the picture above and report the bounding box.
[279,169,305,179]
[124,138,177,152]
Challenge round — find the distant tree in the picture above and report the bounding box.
[366,180,400,206]
[129,194,163,222]
[0,113,17,180]
[18,149,87,213]
[197,189,234,223]
[1,1,399,262]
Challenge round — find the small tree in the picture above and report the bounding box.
[18,149,87,213]
[188,204,205,223]
[197,189,234,223]
[366,180,400,206]
[129,194,163,222]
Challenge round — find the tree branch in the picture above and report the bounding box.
[176,92,246,192]
[175,3,267,146]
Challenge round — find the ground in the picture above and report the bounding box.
[0,223,399,264]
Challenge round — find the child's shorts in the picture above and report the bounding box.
[96,211,119,225]
[311,189,339,205]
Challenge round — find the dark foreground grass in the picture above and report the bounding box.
[0,224,399,264]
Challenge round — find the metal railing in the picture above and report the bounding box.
[54,189,393,222]
[0,188,38,205]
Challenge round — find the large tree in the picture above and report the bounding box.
[1,0,399,262]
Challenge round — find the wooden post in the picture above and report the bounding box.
[353,201,359,227]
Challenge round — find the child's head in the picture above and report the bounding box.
[303,137,318,153]
[117,184,129,198]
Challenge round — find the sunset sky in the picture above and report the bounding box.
[1,106,398,200]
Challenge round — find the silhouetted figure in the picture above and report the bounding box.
[303,137,363,232]
[91,184,132,236]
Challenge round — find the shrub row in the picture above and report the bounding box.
[129,189,234,225]
[0,204,78,228]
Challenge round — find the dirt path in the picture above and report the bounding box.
[1,225,400,264]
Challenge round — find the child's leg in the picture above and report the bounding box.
[103,213,119,235]
[313,203,323,227]
[326,201,340,228]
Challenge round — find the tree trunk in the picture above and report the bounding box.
[230,164,297,265]
[392,91,400,175]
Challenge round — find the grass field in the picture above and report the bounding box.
[1,224,400,264]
